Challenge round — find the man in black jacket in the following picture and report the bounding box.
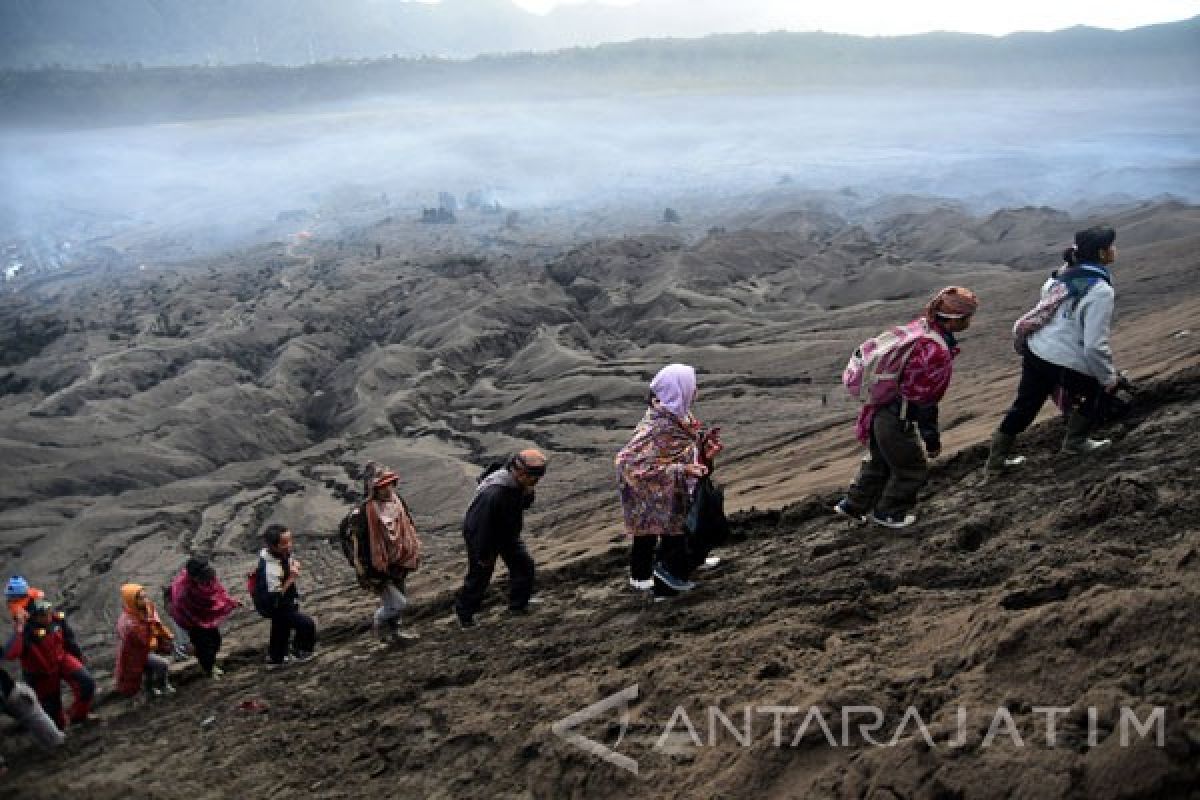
[454,450,547,628]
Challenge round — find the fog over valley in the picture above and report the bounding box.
[3,86,1199,258]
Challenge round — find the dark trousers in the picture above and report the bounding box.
[30,668,94,730]
[268,607,316,663]
[999,347,1103,435]
[455,530,535,619]
[188,626,222,674]
[630,534,692,581]
[845,406,928,517]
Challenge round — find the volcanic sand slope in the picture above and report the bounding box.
[3,366,1198,799]
[0,196,1198,672]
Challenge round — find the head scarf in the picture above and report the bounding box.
[649,363,697,419]
[373,470,399,490]
[120,583,146,617]
[925,286,979,323]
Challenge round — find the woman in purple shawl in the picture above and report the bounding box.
[615,364,723,595]
[168,557,240,678]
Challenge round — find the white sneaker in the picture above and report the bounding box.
[698,556,721,571]
[870,510,918,529]
[629,577,655,591]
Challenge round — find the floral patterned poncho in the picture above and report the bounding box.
[615,404,702,538]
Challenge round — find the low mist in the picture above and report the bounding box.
[2,86,1199,256]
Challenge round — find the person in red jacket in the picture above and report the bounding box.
[114,583,175,698]
[3,598,94,730]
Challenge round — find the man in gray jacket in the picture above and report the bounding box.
[988,225,1120,475]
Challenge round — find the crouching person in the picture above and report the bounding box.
[253,525,317,667]
[115,584,175,699]
[3,599,94,730]
[454,450,547,629]
[1,669,65,748]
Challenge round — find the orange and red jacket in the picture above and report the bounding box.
[3,611,85,680]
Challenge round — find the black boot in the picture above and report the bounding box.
[1061,413,1111,455]
[985,431,1026,479]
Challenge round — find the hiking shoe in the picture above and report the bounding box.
[833,499,867,523]
[653,566,695,592]
[870,510,917,529]
[264,656,291,670]
[1061,437,1112,455]
[455,610,477,630]
[162,680,176,695]
[292,650,315,663]
[629,577,655,591]
[510,595,545,614]
[698,556,722,571]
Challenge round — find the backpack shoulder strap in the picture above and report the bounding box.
[919,319,949,351]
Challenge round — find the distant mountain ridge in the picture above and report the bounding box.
[2,17,1198,127]
[1,0,1198,68]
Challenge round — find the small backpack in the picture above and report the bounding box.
[1011,280,1070,354]
[843,318,947,407]
[337,505,375,586]
[246,560,271,618]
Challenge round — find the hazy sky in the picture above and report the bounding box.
[508,0,1200,35]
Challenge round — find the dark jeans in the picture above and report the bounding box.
[630,534,692,581]
[188,626,222,674]
[1000,347,1103,435]
[844,405,928,517]
[268,607,316,663]
[455,530,535,619]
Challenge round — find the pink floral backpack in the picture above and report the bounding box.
[843,318,948,406]
[1011,281,1070,354]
